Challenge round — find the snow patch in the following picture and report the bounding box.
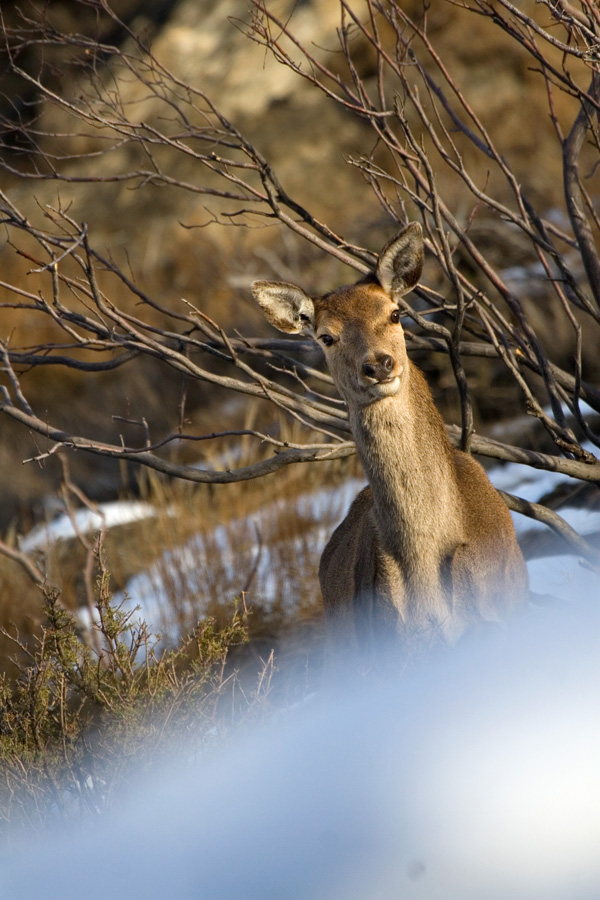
[4,598,599,900]
[20,501,158,553]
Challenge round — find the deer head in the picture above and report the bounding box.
[252,222,424,407]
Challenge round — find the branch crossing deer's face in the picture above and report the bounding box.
[252,222,424,408]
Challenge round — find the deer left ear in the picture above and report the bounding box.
[376,222,424,301]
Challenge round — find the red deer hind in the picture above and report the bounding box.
[253,223,528,658]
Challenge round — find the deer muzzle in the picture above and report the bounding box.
[362,353,395,382]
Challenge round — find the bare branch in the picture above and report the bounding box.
[1,0,599,569]
[0,538,45,587]
[501,490,600,570]
[0,393,355,483]
[563,69,600,309]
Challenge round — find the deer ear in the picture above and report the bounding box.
[376,222,424,300]
[252,281,315,334]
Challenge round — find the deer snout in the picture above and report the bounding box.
[362,353,395,382]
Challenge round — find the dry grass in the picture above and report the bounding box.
[0,446,367,834]
[0,438,363,676]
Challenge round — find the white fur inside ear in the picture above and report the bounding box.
[377,222,424,299]
[252,281,315,335]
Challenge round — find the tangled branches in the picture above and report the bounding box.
[1,0,599,560]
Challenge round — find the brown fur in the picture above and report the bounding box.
[253,224,528,660]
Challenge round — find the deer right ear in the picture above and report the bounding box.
[252,281,315,334]
[376,222,424,301]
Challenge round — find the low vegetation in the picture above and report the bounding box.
[0,539,269,838]
[0,459,349,836]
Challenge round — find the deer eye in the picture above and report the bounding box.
[390,308,402,324]
[319,334,335,347]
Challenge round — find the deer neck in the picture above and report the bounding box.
[349,363,464,569]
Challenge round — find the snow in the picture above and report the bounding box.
[20,465,598,636]
[20,500,158,553]
[489,461,569,507]
[489,458,600,541]
[106,462,599,637]
[111,478,366,638]
[3,595,599,900]
[527,555,599,603]
[7,447,600,900]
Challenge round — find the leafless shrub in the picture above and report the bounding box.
[0,0,599,569]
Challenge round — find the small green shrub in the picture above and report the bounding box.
[0,551,264,838]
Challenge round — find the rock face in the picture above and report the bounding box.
[0,0,597,527]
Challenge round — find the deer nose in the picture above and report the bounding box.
[362,354,394,380]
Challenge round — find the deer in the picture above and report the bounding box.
[252,223,528,660]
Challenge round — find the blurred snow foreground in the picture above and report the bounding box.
[4,598,599,900]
